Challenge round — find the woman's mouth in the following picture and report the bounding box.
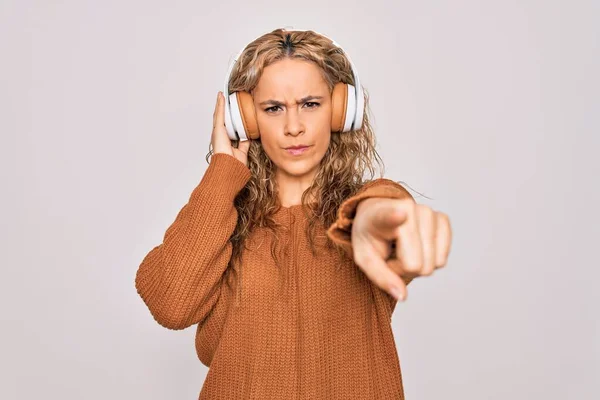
[285,146,311,155]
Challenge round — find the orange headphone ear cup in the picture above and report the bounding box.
[331,82,348,133]
[236,91,260,139]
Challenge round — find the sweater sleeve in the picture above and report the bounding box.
[135,153,251,330]
[326,178,417,287]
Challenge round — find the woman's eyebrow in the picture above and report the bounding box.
[259,95,324,107]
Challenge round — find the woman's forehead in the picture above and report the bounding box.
[254,58,329,100]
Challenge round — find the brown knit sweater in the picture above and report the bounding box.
[135,153,415,399]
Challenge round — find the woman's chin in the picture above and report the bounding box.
[276,162,319,179]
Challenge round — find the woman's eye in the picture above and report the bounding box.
[265,106,281,113]
[265,102,319,113]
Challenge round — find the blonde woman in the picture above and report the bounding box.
[135,28,452,399]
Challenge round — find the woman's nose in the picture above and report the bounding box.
[284,109,305,136]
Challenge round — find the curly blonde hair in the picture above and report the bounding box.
[205,28,386,288]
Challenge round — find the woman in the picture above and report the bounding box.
[135,28,452,399]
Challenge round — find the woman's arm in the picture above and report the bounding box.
[134,153,250,330]
[326,179,416,317]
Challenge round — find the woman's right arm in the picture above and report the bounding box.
[134,152,251,330]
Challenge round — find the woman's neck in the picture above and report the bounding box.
[276,169,317,207]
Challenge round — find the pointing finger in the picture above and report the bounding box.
[354,245,408,301]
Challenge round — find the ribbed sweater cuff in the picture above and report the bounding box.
[326,179,414,255]
[194,153,251,201]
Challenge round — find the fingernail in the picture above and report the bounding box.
[390,286,404,301]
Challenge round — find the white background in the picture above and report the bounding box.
[1,0,598,398]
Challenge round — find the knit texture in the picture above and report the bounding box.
[135,153,415,399]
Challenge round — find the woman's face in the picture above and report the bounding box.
[252,58,331,183]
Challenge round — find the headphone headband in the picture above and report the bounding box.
[223,27,364,141]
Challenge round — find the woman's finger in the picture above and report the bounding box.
[435,212,452,268]
[211,92,233,155]
[417,206,437,276]
[237,139,250,153]
[354,242,408,301]
[371,202,407,241]
[215,91,225,128]
[212,91,219,127]
[395,202,423,275]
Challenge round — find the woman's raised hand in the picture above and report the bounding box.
[211,91,251,166]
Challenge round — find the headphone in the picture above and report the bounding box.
[223,28,365,141]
